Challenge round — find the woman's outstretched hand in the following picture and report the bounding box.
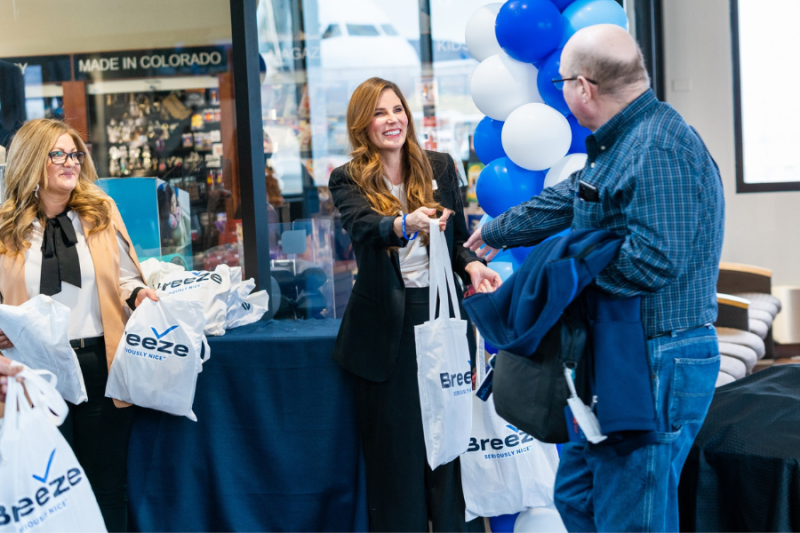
[394,207,452,237]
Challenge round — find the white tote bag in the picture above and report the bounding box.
[154,265,234,336]
[225,282,269,330]
[415,218,472,470]
[222,267,269,329]
[105,295,209,421]
[0,366,106,533]
[461,334,560,520]
[138,257,184,288]
[0,295,87,405]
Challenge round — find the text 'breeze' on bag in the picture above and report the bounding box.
[0,365,106,533]
[105,294,209,421]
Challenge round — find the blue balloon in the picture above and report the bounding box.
[476,157,546,218]
[485,341,498,355]
[567,114,591,154]
[537,48,570,116]
[477,214,493,228]
[558,15,572,47]
[495,0,563,64]
[562,0,629,39]
[511,245,534,265]
[473,117,506,165]
[488,260,515,282]
[490,246,517,264]
[490,513,520,533]
[551,0,578,10]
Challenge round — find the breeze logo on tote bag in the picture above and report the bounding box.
[0,365,106,533]
[105,294,209,421]
[461,334,560,520]
[154,265,234,336]
[415,218,472,470]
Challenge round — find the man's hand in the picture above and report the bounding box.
[135,288,160,308]
[0,355,22,403]
[464,261,503,294]
[463,226,501,261]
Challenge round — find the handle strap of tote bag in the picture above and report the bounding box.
[428,218,461,322]
[1,364,68,433]
[476,330,485,385]
[21,367,69,425]
[2,366,22,437]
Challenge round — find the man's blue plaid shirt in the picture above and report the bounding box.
[483,89,725,337]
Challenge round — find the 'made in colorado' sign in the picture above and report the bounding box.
[74,46,228,81]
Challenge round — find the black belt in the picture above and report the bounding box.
[70,336,104,350]
[648,324,712,340]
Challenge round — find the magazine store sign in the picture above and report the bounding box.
[74,46,228,81]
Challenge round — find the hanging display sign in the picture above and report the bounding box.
[73,46,228,81]
[0,55,72,83]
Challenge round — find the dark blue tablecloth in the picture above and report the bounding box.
[127,319,368,532]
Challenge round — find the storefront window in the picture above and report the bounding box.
[732,0,800,192]
[0,2,245,272]
[0,0,491,321]
[257,0,423,319]
[431,0,490,228]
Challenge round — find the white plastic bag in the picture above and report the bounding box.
[154,265,233,336]
[0,295,87,404]
[0,365,106,533]
[461,335,560,520]
[225,277,269,329]
[105,295,209,421]
[224,267,269,329]
[415,218,472,469]
[139,257,185,288]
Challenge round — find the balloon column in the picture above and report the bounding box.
[466,0,627,292]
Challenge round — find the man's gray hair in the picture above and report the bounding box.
[569,43,651,97]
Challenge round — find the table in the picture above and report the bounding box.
[678,365,800,532]
[127,318,368,532]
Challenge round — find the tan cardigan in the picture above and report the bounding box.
[0,200,144,410]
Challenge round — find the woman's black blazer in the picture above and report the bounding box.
[329,150,480,382]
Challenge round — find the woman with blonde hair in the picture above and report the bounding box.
[329,77,501,531]
[0,118,158,532]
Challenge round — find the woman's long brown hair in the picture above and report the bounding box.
[346,77,441,244]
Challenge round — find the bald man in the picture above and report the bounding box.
[465,25,725,532]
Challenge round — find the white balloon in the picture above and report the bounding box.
[502,103,572,171]
[544,153,588,189]
[465,3,503,62]
[514,507,568,533]
[470,52,542,121]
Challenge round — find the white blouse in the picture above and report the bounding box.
[384,178,429,288]
[23,210,145,340]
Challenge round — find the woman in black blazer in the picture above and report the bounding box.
[329,77,501,532]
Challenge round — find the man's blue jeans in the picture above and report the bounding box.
[554,326,720,532]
